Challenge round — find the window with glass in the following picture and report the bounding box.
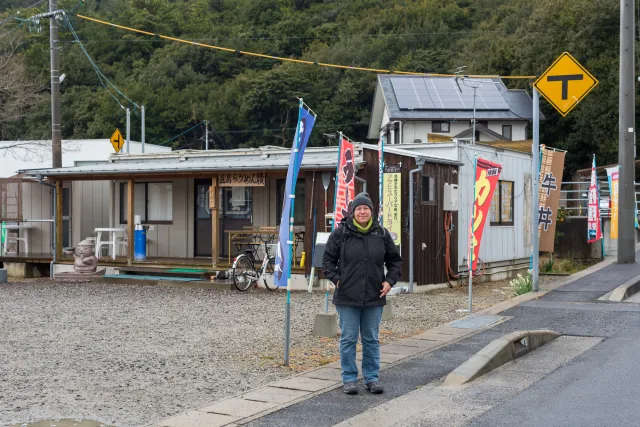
[502,125,512,140]
[421,175,437,204]
[120,182,173,224]
[490,180,514,226]
[276,179,305,225]
[431,121,450,133]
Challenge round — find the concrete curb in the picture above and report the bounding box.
[602,273,640,302]
[442,329,560,387]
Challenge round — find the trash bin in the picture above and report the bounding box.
[0,268,7,284]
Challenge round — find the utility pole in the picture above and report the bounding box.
[532,89,540,290]
[205,120,209,150]
[618,0,636,263]
[49,0,62,168]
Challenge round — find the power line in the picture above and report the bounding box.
[64,15,140,111]
[74,13,537,80]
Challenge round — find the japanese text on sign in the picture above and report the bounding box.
[219,172,266,187]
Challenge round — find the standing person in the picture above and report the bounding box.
[322,192,403,395]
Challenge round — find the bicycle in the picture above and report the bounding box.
[231,242,278,292]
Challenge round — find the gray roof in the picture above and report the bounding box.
[360,144,463,166]
[22,146,362,178]
[376,75,541,121]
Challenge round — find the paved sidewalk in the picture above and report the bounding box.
[149,251,640,427]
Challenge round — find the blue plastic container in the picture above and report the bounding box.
[134,229,146,261]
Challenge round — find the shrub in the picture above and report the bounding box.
[510,270,532,296]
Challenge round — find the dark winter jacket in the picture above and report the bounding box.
[322,216,403,307]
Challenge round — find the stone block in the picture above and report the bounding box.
[242,386,309,404]
[271,376,337,392]
[313,312,338,338]
[382,301,393,321]
[201,398,275,418]
[157,410,237,427]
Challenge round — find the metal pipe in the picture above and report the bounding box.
[205,120,209,150]
[141,105,145,153]
[532,88,540,291]
[36,175,56,279]
[409,158,425,293]
[126,107,131,154]
[355,176,367,194]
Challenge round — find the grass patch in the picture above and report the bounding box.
[539,254,598,275]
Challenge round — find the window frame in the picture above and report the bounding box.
[421,175,438,205]
[490,180,514,226]
[120,181,174,225]
[502,125,513,140]
[431,121,450,133]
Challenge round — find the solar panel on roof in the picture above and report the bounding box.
[390,77,510,111]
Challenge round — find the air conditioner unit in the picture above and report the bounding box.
[443,183,459,211]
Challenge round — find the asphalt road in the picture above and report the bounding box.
[247,251,640,427]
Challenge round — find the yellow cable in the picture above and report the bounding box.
[75,14,537,79]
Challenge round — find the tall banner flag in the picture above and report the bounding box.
[333,136,356,227]
[469,158,502,271]
[587,156,602,243]
[274,104,316,288]
[383,164,402,245]
[606,166,619,239]
[538,147,566,252]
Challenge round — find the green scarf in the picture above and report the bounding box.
[353,218,373,233]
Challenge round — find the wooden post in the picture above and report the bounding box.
[128,178,134,265]
[211,176,219,267]
[55,180,63,260]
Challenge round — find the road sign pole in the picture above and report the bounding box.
[532,88,540,291]
[49,0,62,168]
[126,107,131,154]
[618,0,636,264]
[141,105,145,154]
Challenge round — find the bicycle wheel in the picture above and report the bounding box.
[263,257,278,291]
[233,254,257,291]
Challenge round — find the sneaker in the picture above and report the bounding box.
[343,382,358,395]
[365,381,384,394]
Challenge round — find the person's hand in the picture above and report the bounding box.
[380,281,392,298]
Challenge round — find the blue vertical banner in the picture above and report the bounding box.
[274,103,316,288]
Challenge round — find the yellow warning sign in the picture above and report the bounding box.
[534,52,598,117]
[110,128,124,153]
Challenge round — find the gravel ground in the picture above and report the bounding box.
[0,277,551,426]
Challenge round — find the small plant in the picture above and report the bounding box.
[541,254,555,273]
[510,270,533,296]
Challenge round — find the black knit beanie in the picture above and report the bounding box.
[350,192,374,214]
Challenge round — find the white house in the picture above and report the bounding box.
[368,75,540,145]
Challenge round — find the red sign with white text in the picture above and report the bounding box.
[334,138,356,227]
[469,158,502,271]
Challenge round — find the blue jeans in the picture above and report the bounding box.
[335,304,384,384]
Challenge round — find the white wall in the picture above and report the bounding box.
[400,120,528,143]
[456,144,532,267]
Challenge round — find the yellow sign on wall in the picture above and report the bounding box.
[110,128,124,153]
[534,52,598,117]
[383,165,402,245]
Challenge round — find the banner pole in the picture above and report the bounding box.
[325,131,343,313]
[468,155,478,313]
[284,99,303,367]
[379,132,385,224]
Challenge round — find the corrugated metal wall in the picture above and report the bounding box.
[456,144,532,268]
[361,148,459,286]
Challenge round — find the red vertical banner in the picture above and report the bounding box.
[333,137,356,227]
[470,158,502,270]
